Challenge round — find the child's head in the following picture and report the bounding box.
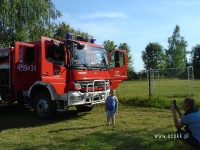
[110,89,116,96]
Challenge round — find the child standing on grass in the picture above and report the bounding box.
[105,89,118,126]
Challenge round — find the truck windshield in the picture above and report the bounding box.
[72,45,108,69]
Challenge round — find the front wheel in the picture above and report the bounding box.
[34,92,56,119]
[76,105,94,112]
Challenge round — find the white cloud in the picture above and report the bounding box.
[54,13,125,45]
[79,12,126,20]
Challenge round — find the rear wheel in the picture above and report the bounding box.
[34,92,56,119]
[76,105,94,112]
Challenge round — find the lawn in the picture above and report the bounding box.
[1,79,199,150]
[117,79,200,99]
[0,104,189,150]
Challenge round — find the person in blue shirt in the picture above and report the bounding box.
[171,97,200,149]
[105,89,118,126]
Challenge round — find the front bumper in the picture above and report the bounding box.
[67,90,110,106]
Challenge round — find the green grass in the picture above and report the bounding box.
[1,79,199,150]
[0,104,190,150]
[117,79,200,98]
[116,79,200,108]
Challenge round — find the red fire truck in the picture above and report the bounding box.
[0,34,127,119]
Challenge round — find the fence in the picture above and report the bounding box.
[116,66,200,100]
[148,66,194,97]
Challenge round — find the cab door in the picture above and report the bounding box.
[13,42,37,91]
[108,50,127,89]
[41,37,67,94]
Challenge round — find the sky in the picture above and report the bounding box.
[52,0,200,72]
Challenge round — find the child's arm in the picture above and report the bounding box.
[115,97,118,112]
[115,102,118,112]
[105,98,107,112]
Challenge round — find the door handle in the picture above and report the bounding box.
[42,72,49,76]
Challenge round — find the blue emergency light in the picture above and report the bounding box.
[66,33,71,39]
[90,38,96,43]
[66,33,96,43]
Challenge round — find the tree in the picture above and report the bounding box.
[118,43,133,69]
[53,22,71,39]
[53,22,92,40]
[103,41,133,68]
[191,44,200,78]
[127,66,139,80]
[142,42,166,69]
[0,0,61,46]
[102,40,117,54]
[166,25,187,69]
[118,43,134,80]
[103,41,134,79]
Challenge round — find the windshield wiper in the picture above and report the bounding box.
[72,64,92,70]
[90,65,109,70]
[83,63,92,70]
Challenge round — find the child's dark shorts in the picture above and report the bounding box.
[106,111,115,119]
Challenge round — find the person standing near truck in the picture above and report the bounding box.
[105,89,118,126]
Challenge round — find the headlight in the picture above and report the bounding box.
[70,96,82,102]
[74,83,81,89]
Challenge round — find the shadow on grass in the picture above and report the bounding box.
[0,104,190,150]
[0,104,87,132]
[1,129,189,150]
[48,125,103,133]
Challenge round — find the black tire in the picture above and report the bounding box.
[17,99,25,106]
[34,92,56,120]
[76,105,94,112]
[0,86,10,103]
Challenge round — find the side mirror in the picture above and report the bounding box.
[64,64,69,68]
[65,40,85,50]
[77,44,85,50]
[51,40,60,47]
[115,51,120,67]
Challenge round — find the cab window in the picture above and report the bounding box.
[25,47,35,63]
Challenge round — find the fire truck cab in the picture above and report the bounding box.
[0,34,127,119]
